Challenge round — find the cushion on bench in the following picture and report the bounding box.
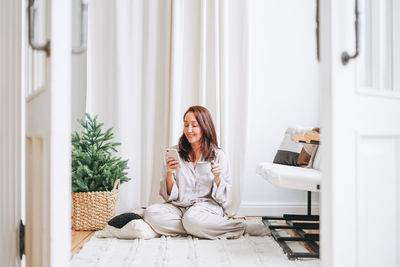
[256,162,321,192]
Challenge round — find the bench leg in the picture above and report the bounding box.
[262,191,320,260]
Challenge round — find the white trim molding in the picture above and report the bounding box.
[237,202,320,217]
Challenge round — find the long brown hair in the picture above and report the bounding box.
[178,106,219,162]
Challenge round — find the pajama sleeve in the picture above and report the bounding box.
[211,150,231,206]
[159,159,179,202]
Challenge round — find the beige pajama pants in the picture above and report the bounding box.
[143,202,245,239]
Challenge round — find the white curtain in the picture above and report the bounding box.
[87,0,248,215]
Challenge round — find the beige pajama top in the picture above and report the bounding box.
[160,147,231,211]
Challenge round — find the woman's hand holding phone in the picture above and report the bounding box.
[166,158,180,174]
[166,148,180,174]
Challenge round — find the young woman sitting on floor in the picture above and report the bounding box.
[144,105,245,239]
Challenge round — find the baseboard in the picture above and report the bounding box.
[236,202,320,217]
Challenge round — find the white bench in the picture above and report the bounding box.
[256,162,321,192]
[256,146,321,259]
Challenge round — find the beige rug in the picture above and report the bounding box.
[71,234,320,267]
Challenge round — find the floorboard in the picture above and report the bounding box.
[71,230,95,257]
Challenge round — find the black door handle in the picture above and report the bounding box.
[341,0,359,65]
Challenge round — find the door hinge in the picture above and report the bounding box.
[19,220,25,259]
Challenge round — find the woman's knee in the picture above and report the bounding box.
[143,203,186,236]
[182,207,208,236]
[143,203,165,224]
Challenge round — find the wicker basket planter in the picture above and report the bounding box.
[72,179,120,231]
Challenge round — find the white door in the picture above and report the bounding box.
[321,0,400,267]
[25,0,71,266]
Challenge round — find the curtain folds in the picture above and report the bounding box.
[87,0,248,215]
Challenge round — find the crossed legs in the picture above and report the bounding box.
[143,202,245,239]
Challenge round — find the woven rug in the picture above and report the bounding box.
[71,235,320,267]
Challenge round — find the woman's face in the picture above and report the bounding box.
[184,111,203,146]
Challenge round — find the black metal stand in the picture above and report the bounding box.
[262,191,320,259]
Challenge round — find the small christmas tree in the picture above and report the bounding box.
[71,113,130,192]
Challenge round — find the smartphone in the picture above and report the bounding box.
[166,148,180,162]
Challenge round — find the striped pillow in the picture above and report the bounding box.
[297,128,320,167]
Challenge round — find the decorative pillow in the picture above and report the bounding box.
[297,143,318,167]
[95,212,160,239]
[297,128,320,167]
[108,212,143,228]
[273,128,306,166]
[312,145,321,170]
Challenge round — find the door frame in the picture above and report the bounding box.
[23,0,72,265]
[320,0,358,266]
[28,0,72,265]
[0,0,23,266]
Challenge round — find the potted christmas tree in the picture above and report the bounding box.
[71,113,130,230]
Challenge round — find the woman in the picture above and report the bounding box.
[144,105,245,239]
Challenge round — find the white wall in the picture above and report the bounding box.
[237,0,320,216]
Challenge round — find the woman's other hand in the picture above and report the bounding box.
[211,160,221,186]
[166,158,180,173]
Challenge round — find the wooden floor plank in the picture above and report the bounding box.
[245,216,262,221]
[71,230,95,257]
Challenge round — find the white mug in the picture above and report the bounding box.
[196,161,211,175]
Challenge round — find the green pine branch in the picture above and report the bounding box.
[71,113,131,192]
